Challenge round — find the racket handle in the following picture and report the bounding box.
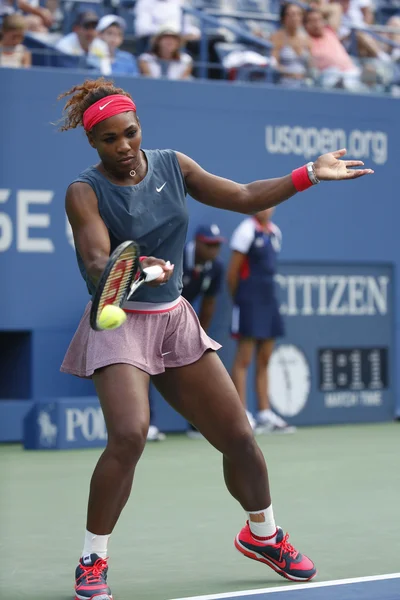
[127,265,165,299]
[143,264,165,282]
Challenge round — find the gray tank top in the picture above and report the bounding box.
[279,44,308,76]
[71,148,188,303]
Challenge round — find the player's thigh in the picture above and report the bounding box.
[93,363,150,438]
[256,339,275,366]
[152,351,252,452]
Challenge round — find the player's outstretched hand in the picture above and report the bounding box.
[314,149,374,181]
[141,257,174,286]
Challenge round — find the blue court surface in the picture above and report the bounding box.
[171,574,400,600]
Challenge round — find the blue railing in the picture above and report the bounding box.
[181,6,273,79]
[350,23,400,53]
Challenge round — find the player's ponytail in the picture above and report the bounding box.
[57,78,133,132]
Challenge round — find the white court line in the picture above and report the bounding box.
[169,573,400,600]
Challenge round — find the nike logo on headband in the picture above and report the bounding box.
[99,100,114,111]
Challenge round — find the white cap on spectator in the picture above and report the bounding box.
[97,15,126,33]
[155,23,182,38]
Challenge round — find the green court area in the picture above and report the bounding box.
[0,423,399,600]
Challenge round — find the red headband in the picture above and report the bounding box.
[83,94,137,132]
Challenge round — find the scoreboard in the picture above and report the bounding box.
[319,348,388,393]
[268,262,394,426]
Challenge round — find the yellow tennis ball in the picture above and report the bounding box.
[98,305,127,330]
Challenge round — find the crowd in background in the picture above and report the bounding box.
[0,0,399,93]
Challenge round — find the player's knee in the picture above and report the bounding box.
[224,427,258,461]
[108,423,148,465]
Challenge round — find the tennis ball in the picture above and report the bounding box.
[98,305,127,330]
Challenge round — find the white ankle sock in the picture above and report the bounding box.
[248,506,277,543]
[82,530,110,559]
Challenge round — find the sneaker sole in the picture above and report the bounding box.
[255,426,297,435]
[234,536,317,582]
[75,593,113,600]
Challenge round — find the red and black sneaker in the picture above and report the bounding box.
[75,553,113,600]
[235,522,316,582]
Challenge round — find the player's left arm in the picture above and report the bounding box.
[176,150,373,214]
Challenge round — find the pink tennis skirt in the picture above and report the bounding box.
[61,296,221,378]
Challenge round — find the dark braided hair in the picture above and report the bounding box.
[57,78,134,132]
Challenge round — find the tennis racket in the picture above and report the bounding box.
[90,241,164,331]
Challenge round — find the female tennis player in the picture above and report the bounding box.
[59,78,373,600]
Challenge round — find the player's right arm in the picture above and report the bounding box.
[65,182,111,287]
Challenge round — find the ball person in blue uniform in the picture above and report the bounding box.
[228,208,294,433]
[58,77,372,600]
[182,223,224,437]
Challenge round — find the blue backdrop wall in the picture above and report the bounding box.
[0,68,398,442]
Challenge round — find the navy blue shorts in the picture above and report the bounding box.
[231,298,285,340]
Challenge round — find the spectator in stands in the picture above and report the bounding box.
[17,0,53,29]
[139,25,193,79]
[23,0,62,34]
[0,0,15,17]
[270,3,313,87]
[378,15,400,91]
[337,0,373,38]
[134,0,200,54]
[0,13,31,67]
[336,0,390,61]
[45,0,63,33]
[24,14,48,32]
[97,15,139,76]
[305,0,342,30]
[381,15,400,62]
[56,11,111,75]
[304,8,362,89]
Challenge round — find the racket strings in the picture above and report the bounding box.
[99,265,133,311]
[98,250,137,312]
[90,241,140,331]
